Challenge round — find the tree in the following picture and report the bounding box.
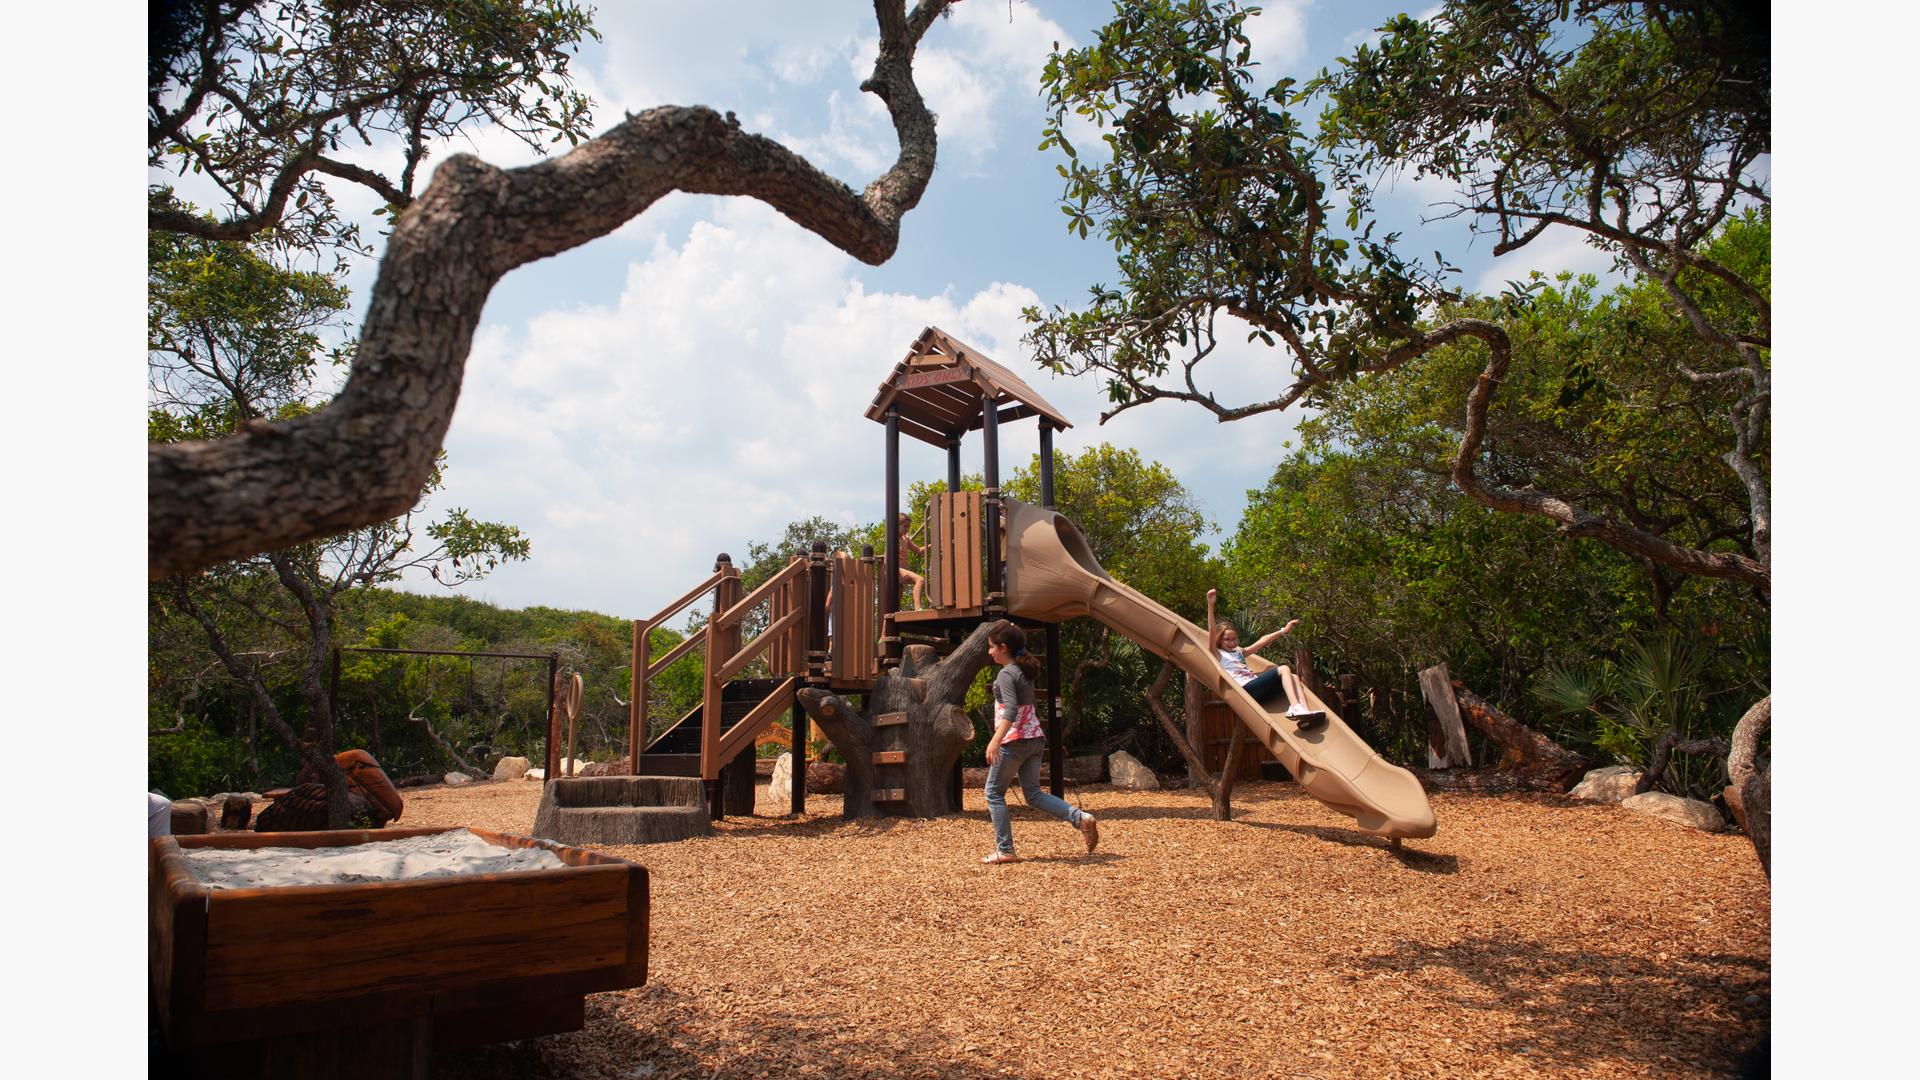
[150,0,964,578]
[152,218,527,827]
[1024,0,1769,594]
[149,0,600,260]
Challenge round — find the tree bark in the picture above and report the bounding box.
[797,621,994,819]
[1634,732,1729,796]
[1448,680,1588,792]
[1728,695,1771,878]
[150,0,957,579]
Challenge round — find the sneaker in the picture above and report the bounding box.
[981,851,1019,865]
[1080,813,1100,853]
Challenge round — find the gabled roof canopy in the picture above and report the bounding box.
[864,326,1073,448]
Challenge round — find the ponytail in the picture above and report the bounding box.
[988,619,1044,679]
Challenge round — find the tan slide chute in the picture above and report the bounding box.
[1002,499,1436,840]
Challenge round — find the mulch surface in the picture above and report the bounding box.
[402,778,1769,1079]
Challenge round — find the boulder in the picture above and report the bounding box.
[767,752,794,803]
[580,760,625,777]
[443,771,474,786]
[805,761,845,794]
[1620,791,1724,832]
[525,768,546,781]
[1108,751,1161,791]
[557,757,587,777]
[493,756,532,781]
[169,799,211,835]
[1569,765,1645,803]
[219,795,253,830]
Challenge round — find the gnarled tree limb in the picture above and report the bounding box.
[151,0,956,578]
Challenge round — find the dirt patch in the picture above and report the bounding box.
[396,777,1768,1079]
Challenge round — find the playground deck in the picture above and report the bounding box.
[395,778,1769,1079]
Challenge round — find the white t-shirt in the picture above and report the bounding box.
[1218,648,1257,685]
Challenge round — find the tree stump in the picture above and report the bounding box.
[1448,680,1588,792]
[797,622,995,819]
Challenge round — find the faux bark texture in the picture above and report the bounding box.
[796,622,994,819]
[150,0,957,578]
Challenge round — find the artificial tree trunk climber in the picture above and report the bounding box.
[797,622,996,819]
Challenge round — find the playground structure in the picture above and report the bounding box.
[556,327,1435,841]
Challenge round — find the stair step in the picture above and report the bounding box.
[872,788,907,802]
[874,712,909,728]
[872,750,907,765]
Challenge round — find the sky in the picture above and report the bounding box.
[6,2,1915,1073]
[269,0,1633,624]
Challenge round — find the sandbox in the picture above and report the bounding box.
[149,825,648,1078]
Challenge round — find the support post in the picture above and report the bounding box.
[1046,624,1064,797]
[790,697,808,817]
[703,554,737,818]
[544,653,559,782]
[883,409,901,666]
[947,440,962,492]
[630,619,648,775]
[1039,423,1055,508]
[982,392,1002,607]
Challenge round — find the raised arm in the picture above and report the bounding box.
[1206,588,1218,646]
[1246,619,1301,654]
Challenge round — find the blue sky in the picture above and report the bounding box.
[268,0,1633,621]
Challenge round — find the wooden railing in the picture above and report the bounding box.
[629,562,728,774]
[703,558,810,773]
[829,550,880,684]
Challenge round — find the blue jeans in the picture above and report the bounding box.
[1240,667,1286,704]
[985,738,1084,855]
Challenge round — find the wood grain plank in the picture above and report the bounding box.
[872,750,907,765]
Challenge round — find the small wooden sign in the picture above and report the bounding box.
[898,367,972,390]
[873,712,909,727]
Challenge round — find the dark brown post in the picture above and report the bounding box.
[1046,625,1065,797]
[802,541,829,817]
[947,439,962,491]
[705,554,738,819]
[544,653,559,782]
[982,391,1002,607]
[883,408,902,666]
[1039,422,1055,507]
[630,619,647,775]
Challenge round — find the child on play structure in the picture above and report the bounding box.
[980,620,1100,864]
[896,513,927,609]
[1206,588,1323,729]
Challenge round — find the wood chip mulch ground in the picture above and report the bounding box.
[401,778,1769,1079]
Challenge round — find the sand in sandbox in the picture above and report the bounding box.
[181,828,565,889]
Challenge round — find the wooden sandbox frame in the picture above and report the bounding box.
[150,825,648,1077]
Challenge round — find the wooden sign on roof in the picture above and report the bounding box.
[865,326,1073,447]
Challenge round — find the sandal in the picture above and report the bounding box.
[980,851,1019,865]
[1080,813,1100,853]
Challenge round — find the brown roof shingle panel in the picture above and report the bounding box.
[864,326,1072,447]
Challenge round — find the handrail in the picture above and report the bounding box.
[715,676,799,764]
[715,605,806,684]
[646,625,707,679]
[642,569,726,631]
[714,558,807,630]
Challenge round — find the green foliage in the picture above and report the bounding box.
[149,0,601,263]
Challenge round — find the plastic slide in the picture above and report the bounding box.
[1001,499,1437,840]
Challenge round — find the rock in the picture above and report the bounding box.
[768,752,794,803]
[493,756,532,781]
[755,756,777,779]
[1108,751,1161,791]
[219,795,253,830]
[558,757,587,777]
[170,799,211,835]
[1722,784,1748,833]
[531,776,712,846]
[580,760,625,777]
[1569,765,1645,803]
[805,761,845,794]
[1062,754,1107,784]
[1621,791,1724,832]
[526,768,546,781]
[148,792,173,838]
[444,771,474,785]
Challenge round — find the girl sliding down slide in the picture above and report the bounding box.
[1206,589,1324,729]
